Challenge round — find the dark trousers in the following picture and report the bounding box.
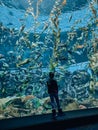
[49,93,60,110]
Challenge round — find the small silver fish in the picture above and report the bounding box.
[69,15,72,22]
[0,54,4,59]
[19,25,25,33]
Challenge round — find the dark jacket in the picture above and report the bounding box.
[47,78,58,94]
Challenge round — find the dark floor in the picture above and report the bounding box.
[0,108,98,130]
[67,123,98,130]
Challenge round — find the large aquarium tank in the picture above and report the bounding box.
[0,0,98,120]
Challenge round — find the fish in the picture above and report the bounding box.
[69,15,72,22]
[70,59,76,64]
[16,40,19,45]
[16,58,32,67]
[31,42,38,48]
[75,51,83,55]
[77,33,84,40]
[89,3,97,17]
[62,0,66,5]
[0,54,4,59]
[76,45,84,49]
[73,44,84,53]
[19,25,25,33]
[79,27,88,31]
[25,39,32,49]
[16,55,22,61]
[3,63,9,68]
[18,18,25,22]
[74,19,82,24]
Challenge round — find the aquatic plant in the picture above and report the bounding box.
[49,0,66,71]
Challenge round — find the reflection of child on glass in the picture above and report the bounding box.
[47,72,63,119]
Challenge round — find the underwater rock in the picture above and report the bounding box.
[70,70,90,101]
[92,99,98,107]
[0,97,13,107]
[78,97,98,108]
[0,94,98,120]
[63,101,79,111]
[0,96,37,119]
[36,106,44,114]
[89,52,98,75]
[72,70,90,84]
[79,104,87,109]
[0,115,6,119]
[94,82,98,91]
[42,97,51,110]
[22,95,34,102]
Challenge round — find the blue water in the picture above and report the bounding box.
[0,0,98,119]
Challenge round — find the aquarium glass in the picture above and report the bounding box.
[0,0,98,120]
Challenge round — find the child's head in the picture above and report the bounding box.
[49,72,54,79]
